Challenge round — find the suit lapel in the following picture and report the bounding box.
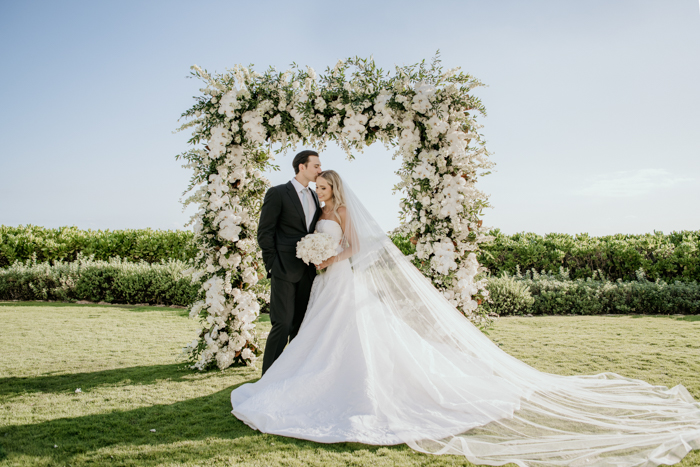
[285,181,308,232]
[310,188,320,210]
[309,188,322,231]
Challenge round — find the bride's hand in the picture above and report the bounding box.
[316,256,335,270]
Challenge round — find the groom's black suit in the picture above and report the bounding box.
[257,180,321,375]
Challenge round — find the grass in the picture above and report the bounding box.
[0,303,698,467]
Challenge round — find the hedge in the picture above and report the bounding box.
[3,257,697,316]
[482,269,700,316]
[0,256,201,306]
[0,225,197,267]
[479,230,700,282]
[3,225,700,284]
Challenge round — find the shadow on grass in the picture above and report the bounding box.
[0,363,230,397]
[0,383,397,466]
[0,384,254,461]
[629,314,700,322]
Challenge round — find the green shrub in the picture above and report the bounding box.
[390,234,417,256]
[488,269,700,316]
[0,225,197,267]
[0,256,202,306]
[524,272,606,316]
[482,274,534,316]
[478,230,700,282]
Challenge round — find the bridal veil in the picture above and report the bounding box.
[339,181,700,467]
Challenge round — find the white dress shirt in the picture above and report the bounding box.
[291,178,316,231]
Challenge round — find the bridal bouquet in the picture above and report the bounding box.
[296,232,337,266]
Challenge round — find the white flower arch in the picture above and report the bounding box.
[177,55,494,370]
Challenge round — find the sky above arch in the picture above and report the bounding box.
[0,0,698,235]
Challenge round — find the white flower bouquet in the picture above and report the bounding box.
[296,232,337,266]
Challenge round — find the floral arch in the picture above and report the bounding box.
[177,56,494,370]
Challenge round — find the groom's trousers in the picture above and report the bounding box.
[262,271,315,375]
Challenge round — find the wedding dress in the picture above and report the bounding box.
[231,185,700,467]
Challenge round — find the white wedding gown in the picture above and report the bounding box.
[232,196,700,466]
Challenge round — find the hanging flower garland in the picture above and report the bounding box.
[176,55,495,371]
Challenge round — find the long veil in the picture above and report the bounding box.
[338,181,700,467]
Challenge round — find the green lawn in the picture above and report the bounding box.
[1,302,699,467]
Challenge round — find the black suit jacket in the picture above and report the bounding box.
[257,181,322,282]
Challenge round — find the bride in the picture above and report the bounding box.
[231,170,700,467]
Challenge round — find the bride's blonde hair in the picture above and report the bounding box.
[318,170,346,223]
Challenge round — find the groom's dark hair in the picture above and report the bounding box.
[292,150,319,174]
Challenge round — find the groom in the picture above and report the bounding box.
[257,150,322,375]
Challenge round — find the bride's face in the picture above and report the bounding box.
[316,177,333,203]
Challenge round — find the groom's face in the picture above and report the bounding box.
[300,155,322,183]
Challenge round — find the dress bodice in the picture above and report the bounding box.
[315,219,343,247]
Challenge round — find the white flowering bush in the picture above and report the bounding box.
[176,54,495,370]
[296,233,337,266]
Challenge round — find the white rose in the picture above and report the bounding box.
[242,267,258,285]
[218,90,241,118]
[269,114,282,126]
[208,124,231,159]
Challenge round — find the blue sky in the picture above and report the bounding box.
[1,0,698,235]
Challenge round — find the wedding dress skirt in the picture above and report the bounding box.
[232,215,700,466]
